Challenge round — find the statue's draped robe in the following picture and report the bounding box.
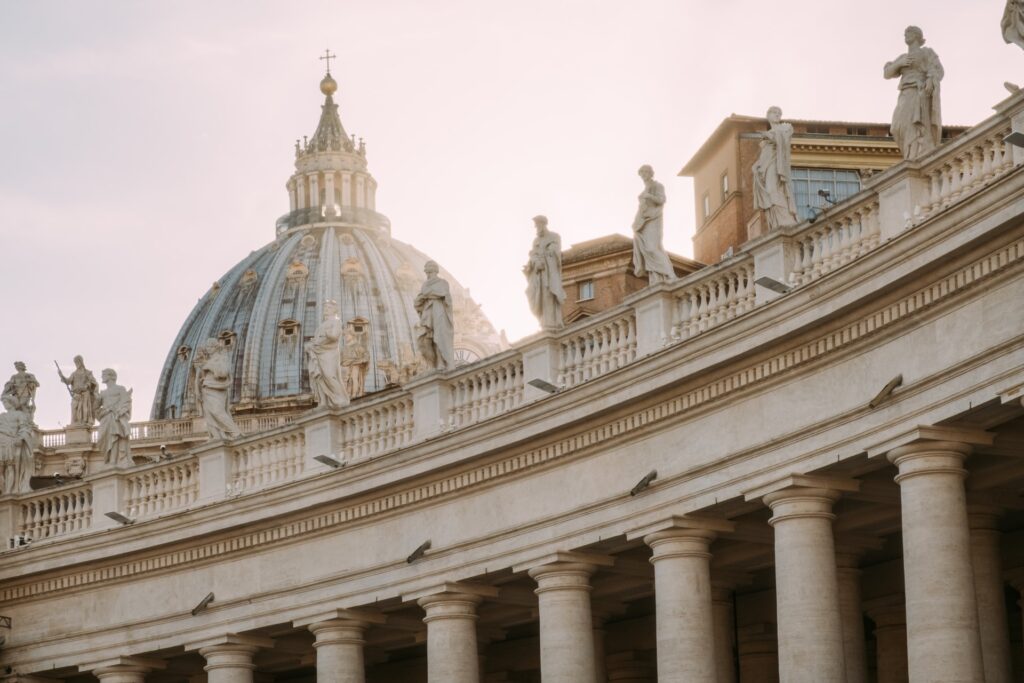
[196,352,241,441]
[96,385,132,466]
[415,276,454,369]
[525,231,566,330]
[307,317,350,409]
[1004,0,1024,50]
[752,122,800,230]
[341,330,370,398]
[68,367,98,426]
[885,46,944,160]
[0,410,34,494]
[2,371,38,420]
[632,180,676,284]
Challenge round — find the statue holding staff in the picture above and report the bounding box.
[57,356,98,426]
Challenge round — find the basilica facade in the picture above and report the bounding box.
[1,45,1024,683]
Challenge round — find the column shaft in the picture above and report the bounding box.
[889,443,983,682]
[836,553,868,683]
[968,509,1011,683]
[419,592,482,683]
[766,487,846,682]
[711,587,737,683]
[529,562,598,683]
[866,599,909,683]
[644,529,717,683]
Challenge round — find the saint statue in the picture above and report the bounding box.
[58,355,98,426]
[752,106,800,231]
[193,339,242,442]
[306,301,350,409]
[2,362,39,423]
[414,261,454,371]
[341,318,370,399]
[95,369,132,467]
[884,26,944,161]
[1004,0,1024,51]
[0,396,36,494]
[523,215,566,331]
[632,165,676,285]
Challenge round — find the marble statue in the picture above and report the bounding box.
[1004,0,1024,51]
[57,356,98,426]
[193,339,242,441]
[884,26,944,161]
[95,369,132,467]
[0,396,36,494]
[342,318,370,399]
[631,165,676,285]
[306,301,351,409]
[523,215,566,331]
[2,362,39,423]
[753,106,800,230]
[414,261,454,371]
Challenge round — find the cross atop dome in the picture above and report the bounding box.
[319,48,336,75]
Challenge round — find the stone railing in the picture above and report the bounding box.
[449,356,525,429]
[672,257,757,340]
[557,312,637,388]
[130,418,198,443]
[232,431,306,494]
[17,483,93,541]
[787,196,881,287]
[337,396,415,462]
[124,458,200,519]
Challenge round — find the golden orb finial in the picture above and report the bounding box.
[320,73,337,96]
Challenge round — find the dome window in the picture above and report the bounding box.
[218,330,237,347]
[176,345,191,362]
[278,319,301,338]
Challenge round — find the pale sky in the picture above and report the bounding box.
[0,1,1015,428]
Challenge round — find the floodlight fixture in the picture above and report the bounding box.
[869,374,904,409]
[754,276,792,295]
[160,444,173,460]
[314,454,344,469]
[191,592,215,616]
[0,616,11,629]
[406,539,432,564]
[630,469,658,496]
[104,511,135,525]
[528,378,560,394]
[1004,131,1024,148]
[817,189,838,205]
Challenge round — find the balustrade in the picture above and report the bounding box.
[673,261,756,340]
[449,358,524,428]
[124,459,199,519]
[232,432,306,493]
[919,128,1014,220]
[18,485,92,541]
[337,397,415,462]
[557,314,637,388]
[788,199,880,287]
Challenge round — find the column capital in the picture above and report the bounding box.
[887,440,972,482]
[626,514,734,543]
[293,607,386,630]
[743,473,858,503]
[184,632,274,656]
[404,581,499,605]
[79,657,166,676]
[867,424,993,460]
[513,550,614,576]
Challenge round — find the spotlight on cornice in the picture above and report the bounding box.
[406,539,432,564]
[191,592,215,616]
[528,378,561,394]
[1004,131,1024,148]
[630,469,658,497]
[869,374,904,409]
[104,511,135,526]
[314,454,344,469]
[754,276,792,295]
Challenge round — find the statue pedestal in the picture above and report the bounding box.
[65,426,93,445]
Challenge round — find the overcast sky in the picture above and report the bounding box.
[0,1,1015,428]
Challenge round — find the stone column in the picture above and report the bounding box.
[294,609,385,683]
[836,551,868,683]
[518,552,613,683]
[888,438,985,682]
[592,607,613,683]
[865,596,908,683]
[711,586,737,683]
[737,623,779,683]
[82,657,165,683]
[407,583,498,683]
[749,476,856,683]
[627,516,733,683]
[186,635,273,683]
[967,505,1011,683]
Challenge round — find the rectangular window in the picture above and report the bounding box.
[721,172,729,201]
[702,193,711,221]
[790,168,862,221]
[578,280,594,301]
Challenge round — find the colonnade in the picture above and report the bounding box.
[72,433,1024,682]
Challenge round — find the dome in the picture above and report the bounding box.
[150,72,505,420]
